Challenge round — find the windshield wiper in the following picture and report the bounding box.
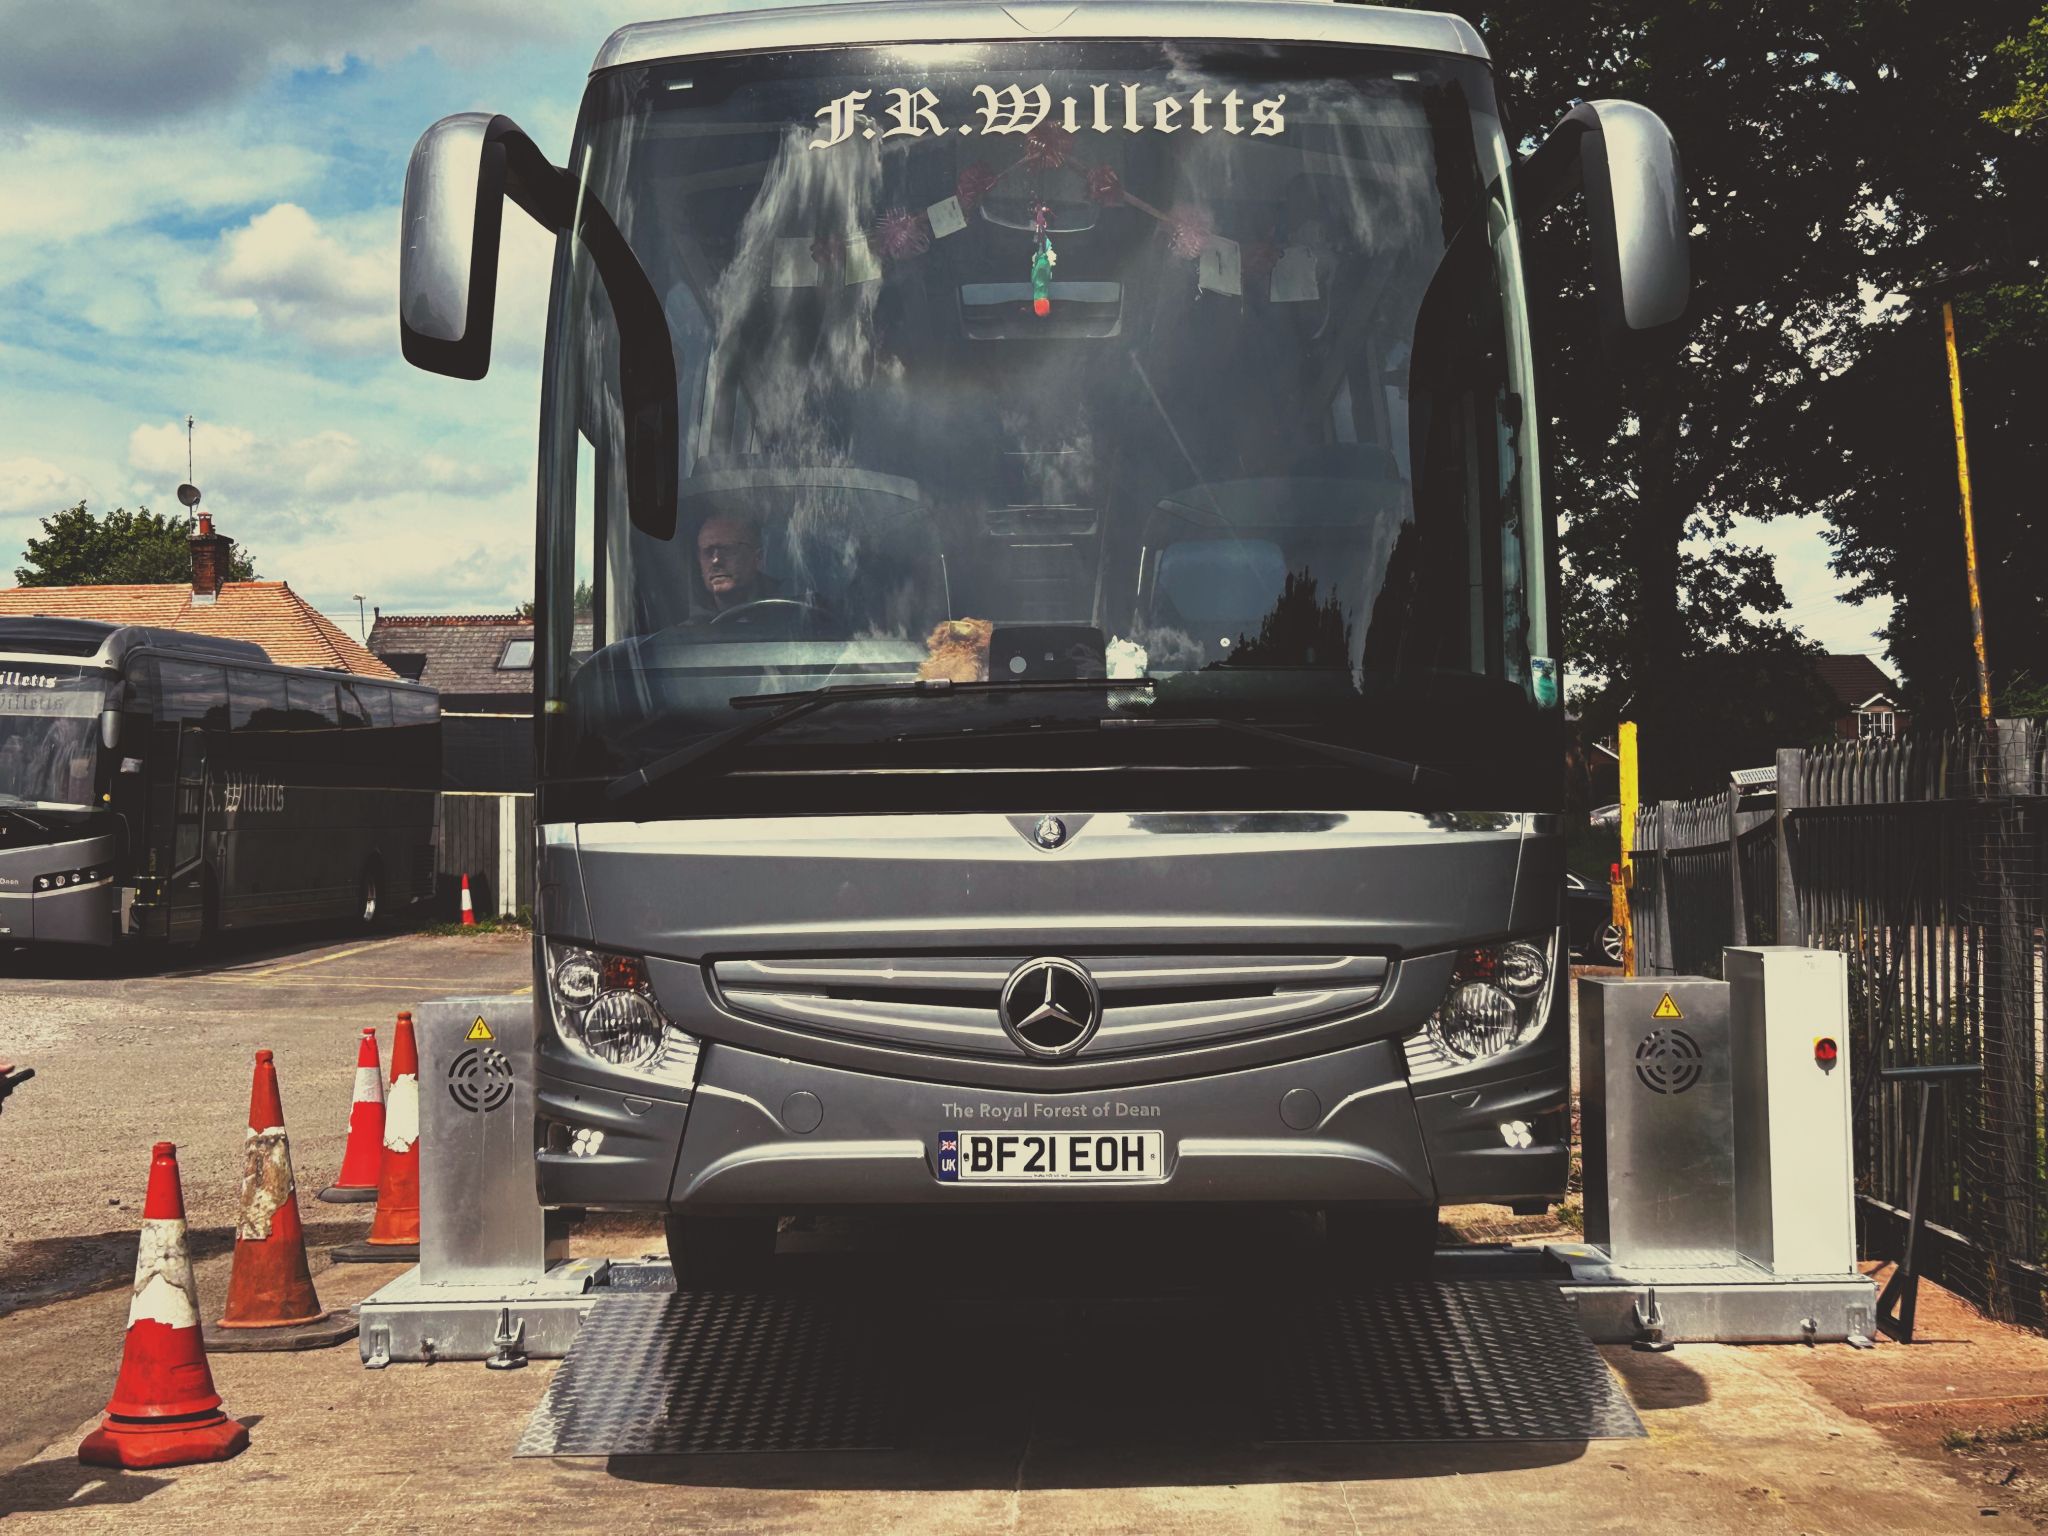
[604,676,1156,802]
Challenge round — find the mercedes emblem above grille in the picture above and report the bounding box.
[998,957,1102,1058]
[1033,814,1068,850]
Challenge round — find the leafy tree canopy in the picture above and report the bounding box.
[15,501,259,588]
[1406,0,2046,792]
[1986,6,2048,131]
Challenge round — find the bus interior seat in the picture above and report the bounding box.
[1128,461,1406,664]
[1150,540,1289,655]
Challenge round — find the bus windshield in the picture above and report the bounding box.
[0,663,107,809]
[539,41,1553,811]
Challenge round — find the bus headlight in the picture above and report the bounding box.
[546,942,674,1070]
[1420,933,1558,1067]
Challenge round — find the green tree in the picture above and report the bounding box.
[15,501,259,587]
[1405,0,2045,788]
[515,581,594,621]
[1986,5,2048,131]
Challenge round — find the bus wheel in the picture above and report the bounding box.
[664,1212,777,1290]
[357,862,383,928]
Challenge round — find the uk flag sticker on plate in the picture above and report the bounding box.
[936,1130,960,1181]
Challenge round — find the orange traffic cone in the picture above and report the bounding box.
[460,873,476,926]
[211,1051,332,1345]
[319,1026,385,1203]
[367,1011,421,1248]
[80,1143,249,1468]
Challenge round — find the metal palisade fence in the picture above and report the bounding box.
[1627,721,2048,1325]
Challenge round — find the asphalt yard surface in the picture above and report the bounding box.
[3,932,2046,1531]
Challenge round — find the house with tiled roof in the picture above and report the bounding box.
[1814,654,1910,741]
[368,612,545,792]
[368,612,533,706]
[0,515,392,678]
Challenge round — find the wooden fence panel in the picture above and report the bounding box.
[435,792,533,919]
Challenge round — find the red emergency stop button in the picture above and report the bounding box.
[1815,1037,1839,1066]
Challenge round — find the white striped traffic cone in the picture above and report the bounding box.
[319,1026,385,1202]
[79,1142,249,1468]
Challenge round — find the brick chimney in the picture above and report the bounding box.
[188,512,235,605]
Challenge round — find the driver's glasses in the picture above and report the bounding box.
[699,543,754,565]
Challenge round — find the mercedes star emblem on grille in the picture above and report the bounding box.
[1033,814,1067,850]
[998,957,1101,1057]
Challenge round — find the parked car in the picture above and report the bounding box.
[1565,872,1626,965]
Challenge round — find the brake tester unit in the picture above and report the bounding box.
[1560,948,1874,1345]
[359,946,1874,1377]
[358,998,605,1368]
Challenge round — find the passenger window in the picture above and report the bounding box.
[229,672,287,731]
[392,689,439,728]
[337,683,373,729]
[285,678,341,729]
[157,661,229,728]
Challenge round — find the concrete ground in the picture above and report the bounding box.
[4,935,2047,1532]
[0,926,531,1471]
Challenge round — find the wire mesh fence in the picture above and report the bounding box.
[1627,720,2047,1324]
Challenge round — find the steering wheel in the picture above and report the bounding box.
[707,597,827,628]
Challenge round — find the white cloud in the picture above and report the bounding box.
[206,199,554,359]
[212,204,391,352]
[0,1,638,129]
[118,418,538,614]
[0,5,628,620]
[128,419,518,518]
[28,227,257,341]
[0,457,92,517]
[0,126,321,250]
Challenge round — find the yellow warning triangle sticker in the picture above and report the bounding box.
[1653,993,1684,1021]
[466,1017,495,1041]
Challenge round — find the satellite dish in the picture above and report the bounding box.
[176,483,202,509]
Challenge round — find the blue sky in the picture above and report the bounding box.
[0,3,1891,664]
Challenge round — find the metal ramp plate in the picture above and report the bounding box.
[1257,1279,1644,1442]
[516,1291,903,1456]
[518,1276,1640,1457]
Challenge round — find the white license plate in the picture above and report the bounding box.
[935,1130,1165,1183]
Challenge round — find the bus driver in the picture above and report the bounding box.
[696,514,782,613]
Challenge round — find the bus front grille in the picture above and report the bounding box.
[710,954,1389,1061]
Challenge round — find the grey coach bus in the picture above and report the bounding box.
[0,617,439,948]
[398,1,1689,1282]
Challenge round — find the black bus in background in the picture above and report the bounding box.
[0,616,439,947]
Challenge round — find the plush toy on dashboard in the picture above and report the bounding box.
[917,618,993,683]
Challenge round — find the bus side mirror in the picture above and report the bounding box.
[399,112,502,380]
[100,709,122,752]
[399,112,679,538]
[1517,100,1690,362]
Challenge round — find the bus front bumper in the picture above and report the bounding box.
[0,834,118,946]
[536,1036,1569,1213]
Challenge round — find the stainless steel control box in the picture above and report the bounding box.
[1579,976,1736,1266]
[1727,947,1857,1275]
[415,995,566,1283]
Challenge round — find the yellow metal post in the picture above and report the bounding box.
[1617,720,1639,976]
[1943,300,1994,723]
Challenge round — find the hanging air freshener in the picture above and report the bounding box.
[1030,201,1055,317]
